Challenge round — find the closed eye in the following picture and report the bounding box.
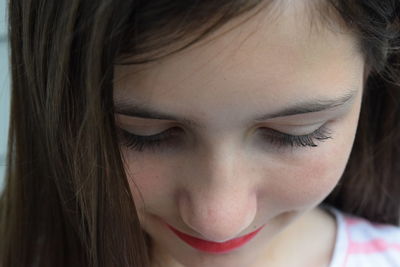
[116,125,333,153]
[259,124,333,149]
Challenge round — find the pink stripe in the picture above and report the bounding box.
[343,217,352,266]
[348,239,400,254]
[345,217,364,226]
[345,216,395,230]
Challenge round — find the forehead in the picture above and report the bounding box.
[113,1,363,110]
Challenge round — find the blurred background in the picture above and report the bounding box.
[0,0,9,191]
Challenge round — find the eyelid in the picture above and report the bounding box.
[265,120,327,127]
[126,120,337,145]
[260,124,333,149]
[115,122,172,136]
[266,122,325,135]
[117,123,333,153]
[123,128,169,136]
[264,104,351,125]
[118,127,181,138]
[118,120,327,139]
[115,115,177,133]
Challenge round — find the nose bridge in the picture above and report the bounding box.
[179,139,257,242]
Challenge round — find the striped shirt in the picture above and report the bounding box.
[323,205,400,267]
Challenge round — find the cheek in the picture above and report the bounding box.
[259,106,360,211]
[121,149,173,211]
[258,148,349,211]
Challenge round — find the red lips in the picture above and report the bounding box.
[166,223,265,254]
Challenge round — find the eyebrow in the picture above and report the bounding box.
[113,89,357,127]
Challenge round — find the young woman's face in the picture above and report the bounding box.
[113,2,365,267]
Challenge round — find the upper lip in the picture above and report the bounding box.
[166,223,261,243]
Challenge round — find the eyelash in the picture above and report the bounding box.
[260,125,333,149]
[117,125,333,153]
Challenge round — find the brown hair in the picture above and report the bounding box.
[1,0,399,266]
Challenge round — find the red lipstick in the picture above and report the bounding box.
[166,223,265,254]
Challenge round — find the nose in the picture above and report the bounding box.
[178,146,257,243]
[179,191,257,243]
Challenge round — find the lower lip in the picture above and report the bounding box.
[166,223,265,254]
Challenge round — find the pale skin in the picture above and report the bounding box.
[113,1,366,267]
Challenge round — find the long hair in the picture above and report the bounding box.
[1,0,399,266]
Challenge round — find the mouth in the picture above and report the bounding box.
[165,223,265,254]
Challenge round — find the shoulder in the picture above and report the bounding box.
[322,205,400,267]
[345,214,400,242]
